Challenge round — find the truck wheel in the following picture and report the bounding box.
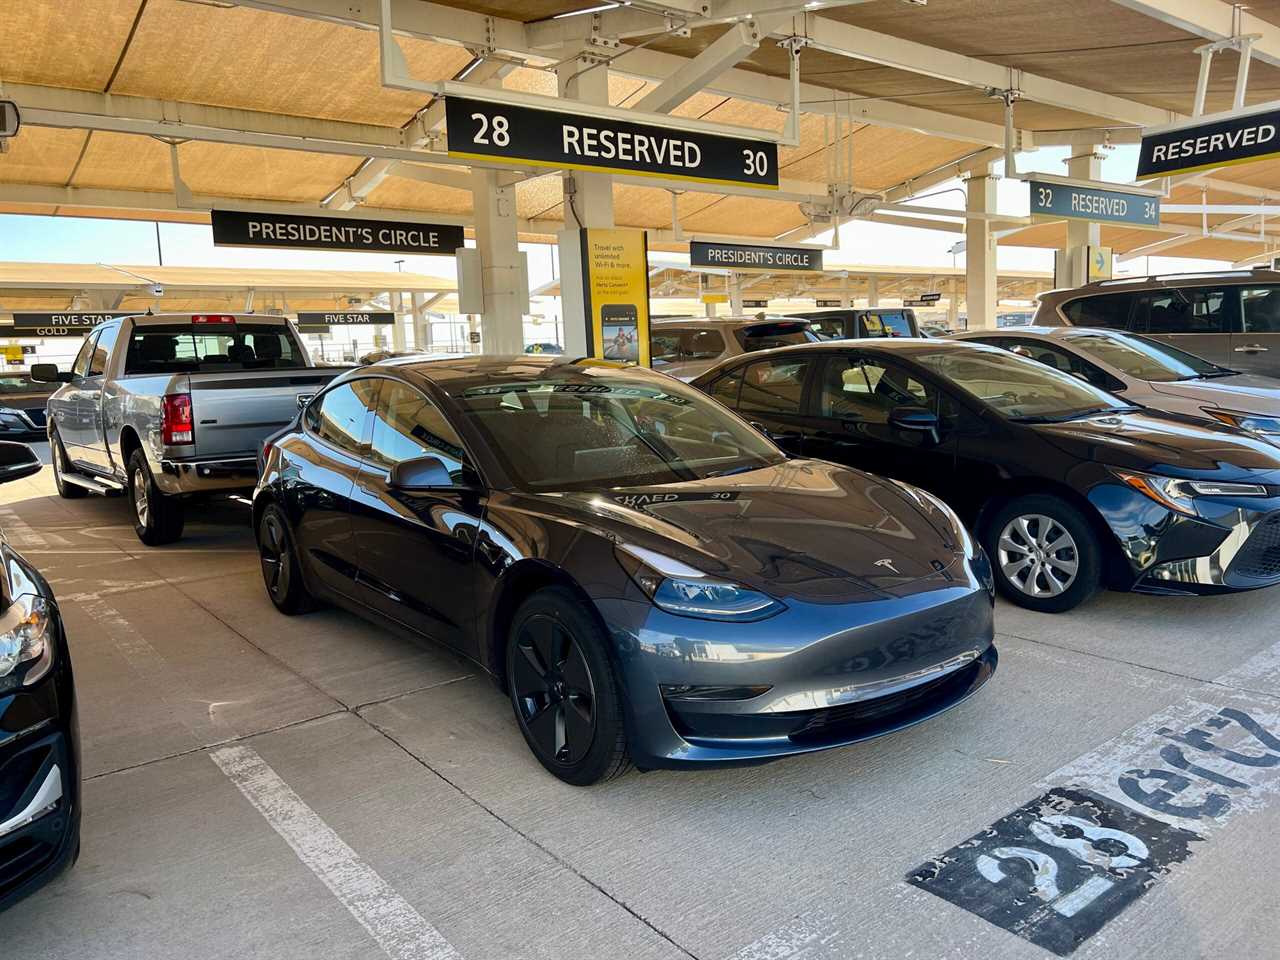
[50,430,87,500]
[127,449,184,545]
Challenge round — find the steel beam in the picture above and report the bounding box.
[1110,0,1280,69]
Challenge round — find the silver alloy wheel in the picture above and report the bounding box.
[132,466,149,527]
[997,513,1079,598]
[53,440,65,480]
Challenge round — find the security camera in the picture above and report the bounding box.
[151,284,164,297]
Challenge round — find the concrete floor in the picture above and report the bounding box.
[2,449,1279,959]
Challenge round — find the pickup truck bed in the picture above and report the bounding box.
[35,313,352,545]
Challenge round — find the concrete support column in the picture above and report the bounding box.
[965,167,998,330]
[390,292,407,351]
[1062,148,1102,286]
[472,168,525,354]
[867,276,879,308]
[728,274,744,315]
[947,278,960,329]
[556,50,616,357]
[411,291,428,350]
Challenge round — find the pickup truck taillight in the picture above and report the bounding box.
[162,393,194,445]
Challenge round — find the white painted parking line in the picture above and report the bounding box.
[722,911,844,960]
[0,504,54,547]
[211,744,464,960]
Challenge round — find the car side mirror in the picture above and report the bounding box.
[0,442,42,484]
[888,405,940,442]
[30,363,71,383]
[388,455,457,491]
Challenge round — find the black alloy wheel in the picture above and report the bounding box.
[257,503,314,615]
[506,587,630,785]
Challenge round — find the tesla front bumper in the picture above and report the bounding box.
[598,561,997,769]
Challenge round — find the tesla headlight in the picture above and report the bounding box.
[1113,469,1268,516]
[1203,408,1280,437]
[0,594,53,687]
[615,544,785,621]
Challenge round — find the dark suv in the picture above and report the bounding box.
[1033,269,1280,378]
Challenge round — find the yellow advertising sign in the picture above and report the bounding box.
[1087,245,1114,282]
[2,346,23,363]
[581,228,651,367]
[700,293,728,304]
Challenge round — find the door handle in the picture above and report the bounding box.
[1235,344,1270,353]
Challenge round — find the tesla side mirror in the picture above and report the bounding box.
[388,455,456,490]
[29,363,71,384]
[0,442,42,484]
[888,406,940,443]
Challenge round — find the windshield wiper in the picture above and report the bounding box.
[1011,406,1139,423]
[1192,370,1238,379]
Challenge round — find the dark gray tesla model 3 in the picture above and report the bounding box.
[253,356,997,784]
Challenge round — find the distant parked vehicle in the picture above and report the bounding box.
[920,324,952,338]
[0,373,57,441]
[953,326,1280,442]
[649,316,818,381]
[1034,268,1280,379]
[524,342,564,355]
[786,308,920,340]
[32,314,350,545]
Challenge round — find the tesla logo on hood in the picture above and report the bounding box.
[874,558,900,574]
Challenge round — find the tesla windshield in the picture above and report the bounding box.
[914,348,1134,422]
[1064,331,1227,381]
[457,376,785,490]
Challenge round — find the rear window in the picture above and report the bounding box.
[0,376,37,394]
[1062,293,1135,329]
[124,322,307,375]
[734,321,816,352]
[860,311,914,338]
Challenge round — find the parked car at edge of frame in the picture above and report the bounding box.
[691,339,1280,613]
[0,442,80,912]
[0,374,57,443]
[253,356,997,785]
[1033,267,1280,379]
[785,307,921,341]
[649,316,819,381]
[952,326,1280,443]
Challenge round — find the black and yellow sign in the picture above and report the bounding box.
[580,229,651,367]
[9,312,129,337]
[1138,103,1280,179]
[446,95,778,191]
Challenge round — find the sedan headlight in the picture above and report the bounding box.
[1203,408,1280,437]
[0,594,53,687]
[1113,469,1268,516]
[615,544,785,621]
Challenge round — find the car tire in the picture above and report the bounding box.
[256,503,315,615]
[50,430,87,499]
[506,586,631,786]
[127,448,184,545]
[983,494,1102,613]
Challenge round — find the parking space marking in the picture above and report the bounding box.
[909,639,1280,956]
[211,744,463,960]
[722,912,844,960]
[0,504,56,547]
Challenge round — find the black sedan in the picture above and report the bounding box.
[0,374,56,442]
[0,442,79,911]
[253,356,996,784]
[693,340,1280,612]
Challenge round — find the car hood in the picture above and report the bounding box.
[1147,374,1280,414]
[541,459,966,604]
[1032,409,1280,481]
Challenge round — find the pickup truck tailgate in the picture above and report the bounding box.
[189,370,342,458]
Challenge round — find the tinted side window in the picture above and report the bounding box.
[1241,286,1280,332]
[650,333,682,366]
[860,312,913,338]
[368,381,469,479]
[818,357,933,421]
[708,368,743,408]
[311,379,379,456]
[88,324,119,377]
[1002,338,1121,391]
[1138,288,1233,334]
[739,359,811,415]
[683,329,725,360]
[806,316,846,340]
[71,333,98,378]
[1062,294,1135,329]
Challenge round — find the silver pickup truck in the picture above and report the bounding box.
[31,313,348,545]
